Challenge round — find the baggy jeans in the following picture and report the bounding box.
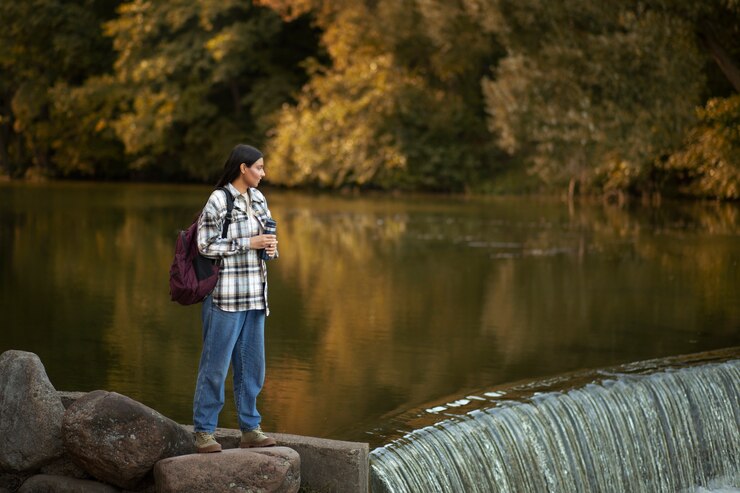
[193,295,266,433]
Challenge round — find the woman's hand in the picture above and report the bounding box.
[265,242,277,258]
[251,234,277,255]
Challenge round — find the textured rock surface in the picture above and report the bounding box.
[270,432,369,493]
[0,472,31,492]
[39,456,89,479]
[62,390,194,489]
[0,350,65,471]
[180,425,370,493]
[58,391,88,409]
[154,447,300,493]
[17,474,119,493]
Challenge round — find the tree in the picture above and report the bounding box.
[104,0,318,181]
[694,0,740,94]
[664,95,740,199]
[264,0,504,191]
[0,0,118,178]
[48,76,127,178]
[479,1,714,197]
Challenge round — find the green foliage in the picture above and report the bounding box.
[481,1,707,193]
[663,95,740,199]
[49,76,127,177]
[0,0,317,181]
[102,0,319,181]
[0,0,117,177]
[0,0,738,198]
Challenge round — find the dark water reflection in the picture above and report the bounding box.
[1,182,738,446]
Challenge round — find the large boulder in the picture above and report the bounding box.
[154,447,301,493]
[39,456,89,479]
[0,472,31,492]
[17,474,119,493]
[62,390,194,490]
[0,350,65,471]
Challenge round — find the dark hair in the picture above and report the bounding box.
[215,144,263,188]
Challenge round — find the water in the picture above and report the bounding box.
[370,355,740,492]
[0,181,739,447]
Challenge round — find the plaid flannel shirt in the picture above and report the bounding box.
[197,183,277,314]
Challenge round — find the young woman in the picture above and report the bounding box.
[192,144,278,453]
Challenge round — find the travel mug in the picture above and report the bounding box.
[259,218,277,260]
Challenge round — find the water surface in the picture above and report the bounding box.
[1,182,738,446]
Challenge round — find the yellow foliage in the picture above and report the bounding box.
[666,95,740,199]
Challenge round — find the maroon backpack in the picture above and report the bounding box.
[169,188,234,305]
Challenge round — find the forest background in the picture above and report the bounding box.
[1,0,739,199]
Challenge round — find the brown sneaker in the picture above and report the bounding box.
[195,432,222,453]
[240,427,276,448]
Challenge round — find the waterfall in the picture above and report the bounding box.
[370,359,740,493]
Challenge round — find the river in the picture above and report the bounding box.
[1,181,738,447]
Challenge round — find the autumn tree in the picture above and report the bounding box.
[0,0,119,178]
[103,0,319,181]
[664,95,740,199]
[478,0,739,198]
[1,0,737,197]
[264,0,504,191]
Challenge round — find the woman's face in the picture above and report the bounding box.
[241,158,265,188]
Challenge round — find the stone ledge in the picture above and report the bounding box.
[154,447,300,493]
[181,426,368,493]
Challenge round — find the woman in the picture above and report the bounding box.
[193,144,278,453]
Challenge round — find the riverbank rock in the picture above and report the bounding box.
[0,472,31,492]
[17,474,119,493]
[39,456,89,479]
[0,350,65,471]
[62,390,194,490]
[154,447,301,493]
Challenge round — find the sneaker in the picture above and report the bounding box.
[195,432,222,453]
[240,427,277,448]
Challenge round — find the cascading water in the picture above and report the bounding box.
[370,357,739,493]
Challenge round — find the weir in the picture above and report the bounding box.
[370,352,740,493]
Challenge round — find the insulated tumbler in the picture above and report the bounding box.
[259,218,277,260]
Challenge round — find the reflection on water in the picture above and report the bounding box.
[1,182,738,446]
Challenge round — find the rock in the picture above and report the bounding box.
[270,432,369,493]
[122,482,156,493]
[58,391,88,409]
[179,425,370,493]
[0,350,65,471]
[62,390,194,490]
[40,456,89,479]
[17,474,119,493]
[154,447,301,493]
[0,472,32,492]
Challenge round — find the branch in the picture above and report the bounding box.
[698,25,740,93]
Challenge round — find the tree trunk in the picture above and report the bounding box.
[698,26,740,93]
[568,176,578,203]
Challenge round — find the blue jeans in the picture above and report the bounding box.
[193,296,266,433]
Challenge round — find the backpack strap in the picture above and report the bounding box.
[218,187,235,239]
